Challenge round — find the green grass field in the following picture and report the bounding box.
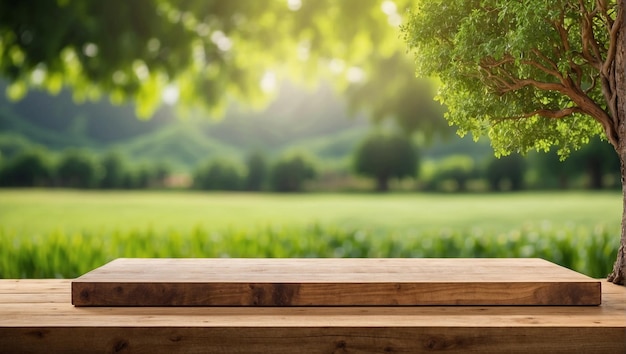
[0,189,621,279]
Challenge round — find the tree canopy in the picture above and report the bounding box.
[403,0,626,284]
[354,132,417,191]
[345,52,449,140]
[403,0,622,158]
[0,0,432,119]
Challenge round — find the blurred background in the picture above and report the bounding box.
[0,0,620,279]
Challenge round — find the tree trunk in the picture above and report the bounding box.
[608,1,626,285]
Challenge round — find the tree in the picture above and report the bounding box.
[403,1,626,284]
[0,149,52,187]
[270,154,316,192]
[244,152,267,191]
[431,155,476,192]
[569,137,621,189]
[354,132,417,192]
[532,138,620,189]
[56,149,101,188]
[345,52,448,140]
[193,159,244,191]
[99,151,127,189]
[486,154,526,191]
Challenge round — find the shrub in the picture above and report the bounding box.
[56,149,102,188]
[0,149,53,187]
[353,132,418,192]
[270,154,316,192]
[193,159,244,190]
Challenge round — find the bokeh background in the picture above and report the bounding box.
[0,0,620,279]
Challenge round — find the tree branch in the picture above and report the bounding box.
[579,0,605,70]
[602,5,622,76]
[491,107,585,126]
[518,106,585,119]
[500,78,567,93]
[551,10,588,89]
[479,52,615,145]
[596,0,615,33]
[523,49,563,78]
[475,1,618,147]
[585,72,600,94]
[479,59,567,94]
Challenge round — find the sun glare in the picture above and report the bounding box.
[381,1,402,27]
[210,31,232,52]
[287,0,302,11]
[162,84,180,105]
[346,66,365,83]
[260,71,277,93]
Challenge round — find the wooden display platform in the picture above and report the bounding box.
[1,279,624,353]
[71,258,601,306]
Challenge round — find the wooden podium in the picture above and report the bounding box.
[4,258,624,353]
[71,258,601,306]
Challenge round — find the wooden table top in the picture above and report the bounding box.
[71,258,602,306]
[1,279,625,353]
[2,278,624,327]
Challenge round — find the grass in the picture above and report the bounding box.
[0,189,621,279]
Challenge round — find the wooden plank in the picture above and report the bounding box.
[3,280,626,327]
[2,327,624,354]
[1,279,625,353]
[71,258,601,306]
[0,280,70,304]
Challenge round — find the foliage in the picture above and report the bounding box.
[403,0,626,283]
[0,0,415,117]
[345,53,448,140]
[531,137,620,189]
[193,158,244,191]
[0,222,617,279]
[566,137,620,189]
[56,148,102,188]
[1,138,620,192]
[1,189,618,277]
[486,154,526,191]
[428,155,476,192]
[402,0,619,157]
[98,151,127,189]
[353,132,418,191]
[270,153,317,192]
[0,146,172,189]
[0,148,52,187]
[244,152,268,191]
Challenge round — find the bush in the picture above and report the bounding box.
[244,152,267,191]
[270,154,316,192]
[0,149,53,187]
[429,155,476,192]
[353,132,418,192]
[486,154,526,191]
[193,159,244,190]
[56,149,102,188]
[98,151,127,189]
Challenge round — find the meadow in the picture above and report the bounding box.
[0,189,621,279]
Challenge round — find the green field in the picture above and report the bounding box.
[0,189,621,279]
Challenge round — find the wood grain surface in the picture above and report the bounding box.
[71,258,601,306]
[1,279,625,353]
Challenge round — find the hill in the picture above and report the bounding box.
[0,80,493,172]
[0,81,374,170]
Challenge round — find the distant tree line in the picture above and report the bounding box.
[192,152,317,193]
[417,136,620,193]
[0,135,619,193]
[0,147,319,192]
[0,148,170,189]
